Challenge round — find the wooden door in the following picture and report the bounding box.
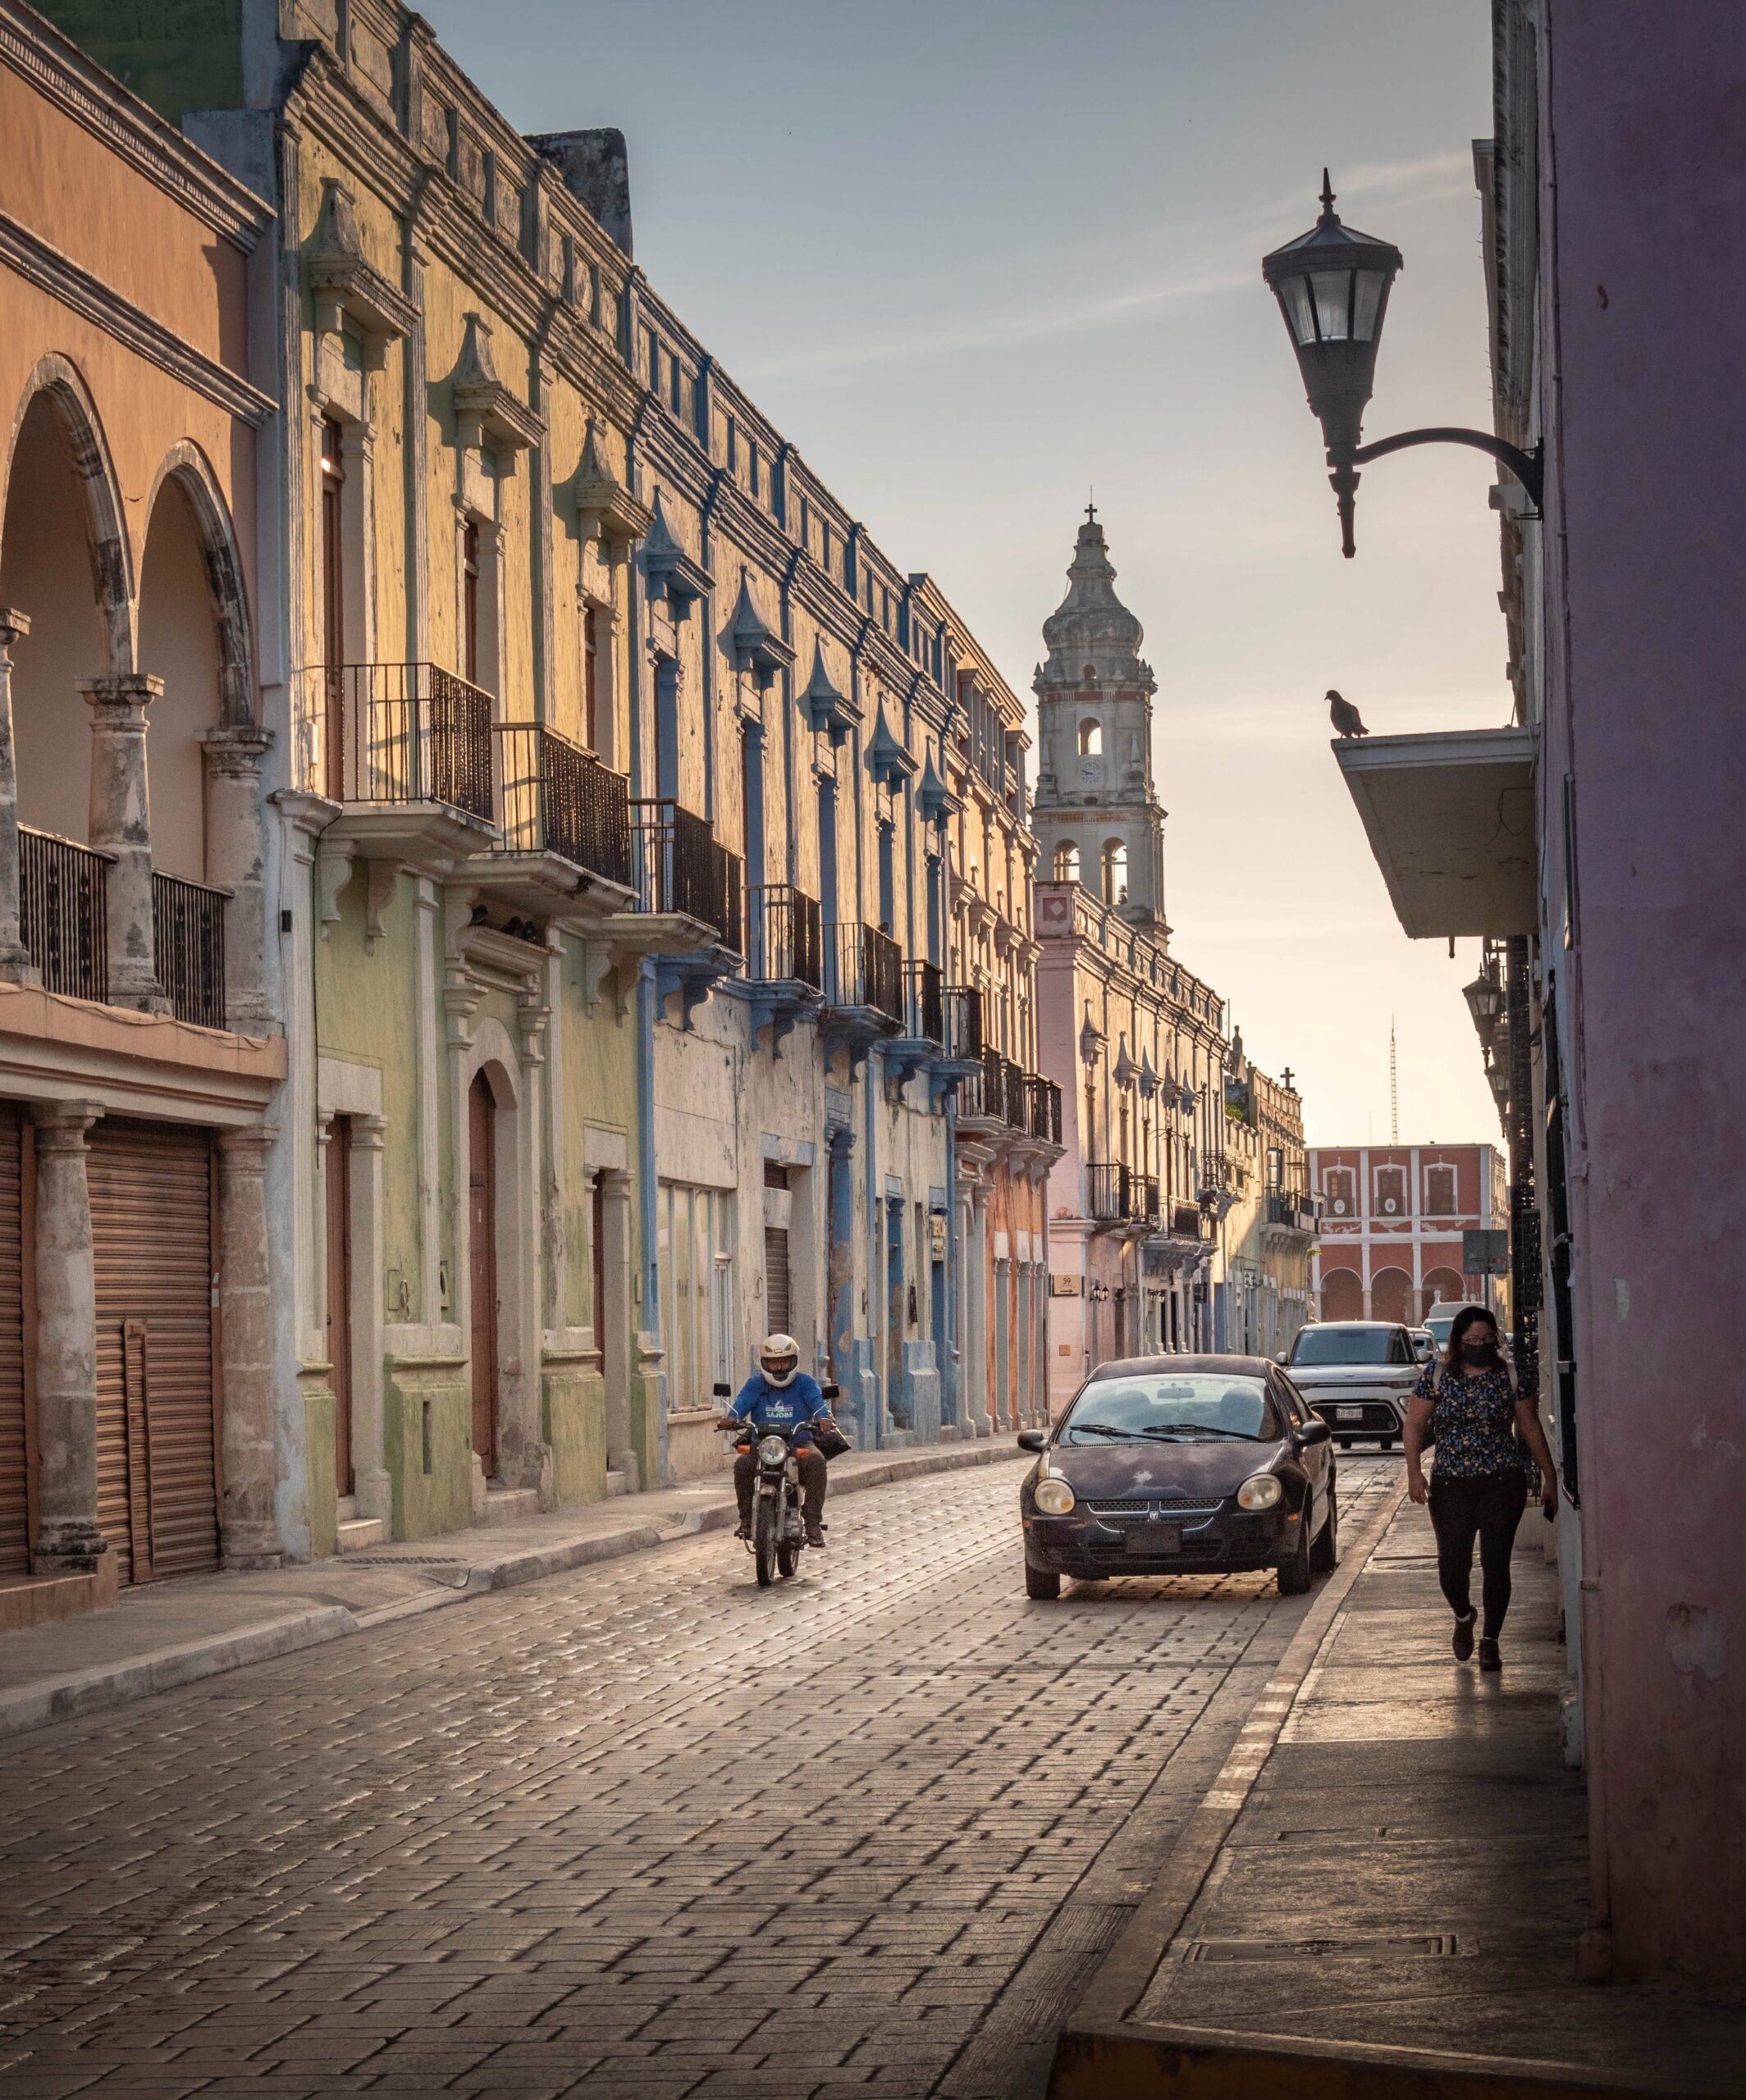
[325,1117,354,1497]
[0,1110,28,1577]
[320,418,345,800]
[89,1121,217,1584]
[590,1172,607,1357]
[468,1074,498,1476]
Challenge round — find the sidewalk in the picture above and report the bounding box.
[0,1439,1023,1743]
[1050,1481,1746,2099]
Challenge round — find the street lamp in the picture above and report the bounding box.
[1262,171,1543,557]
[1463,971,1504,1033]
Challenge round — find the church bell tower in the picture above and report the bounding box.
[1030,509,1166,929]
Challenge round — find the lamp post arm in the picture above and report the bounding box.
[1351,427,1543,506]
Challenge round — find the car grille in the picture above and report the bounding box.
[1084,1498,1224,1519]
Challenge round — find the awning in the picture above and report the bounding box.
[1333,725,1537,938]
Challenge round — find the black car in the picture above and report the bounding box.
[1017,1354,1337,1600]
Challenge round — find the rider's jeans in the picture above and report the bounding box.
[734,1446,826,1528]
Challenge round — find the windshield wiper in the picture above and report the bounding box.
[1138,1423,1257,1440]
[1064,1422,1147,1440]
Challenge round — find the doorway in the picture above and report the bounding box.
[326,1116,354,1497]
[468,1072,499,1477]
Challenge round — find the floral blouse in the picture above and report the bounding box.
[1413,1360,1536,1480]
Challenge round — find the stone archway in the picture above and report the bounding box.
[1372,1267,1413,1326]
[1321,1267,1362,1322]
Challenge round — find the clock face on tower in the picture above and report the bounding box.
[1079,760,1099,783]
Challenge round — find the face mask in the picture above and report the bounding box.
[1460,1341,1498,1369]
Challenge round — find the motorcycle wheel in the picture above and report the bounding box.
[776,1540,798,1578]
[754,1498,779,1587]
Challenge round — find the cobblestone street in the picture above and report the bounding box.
[0,1458,1400,2099]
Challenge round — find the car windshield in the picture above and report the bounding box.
[1290,1327,1395,1366]
[1061,1375,1277,1443]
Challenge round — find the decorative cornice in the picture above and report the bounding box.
[305,179,418,360]
[452,312,544,453]
[0,2,272,247]
[0,210,276,427]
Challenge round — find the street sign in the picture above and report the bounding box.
[1463,1228,1511,1276]
[1049,1275,1081,1297]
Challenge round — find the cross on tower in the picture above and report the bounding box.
[1282,1066,1296,1091]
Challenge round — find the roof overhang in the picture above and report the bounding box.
[1334,725,1537,938]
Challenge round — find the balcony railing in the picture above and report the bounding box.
[1086,1162,1133,1221]
[1268,1189,1315,1230]
[1171,1202,1207,1239]
[942,983,983,1061]
[494,724,631,887]
[999,1054,1027,1129]
[629,800,744,951]
[20,827,107,1003]
[1026,1074,1063,1144]
[317,663,494,820]
[747,883,823,988]
[1135,1172,1161,1224]
[824,921,903,1022]
[152,871,226,1030]
[903,958,944,1044]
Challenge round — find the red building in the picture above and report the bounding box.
[1308,1145,1507,1326]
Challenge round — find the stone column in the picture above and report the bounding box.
[200,725,274,1034]
[600,1166,638,1491]
[966,1178,992,1438]
[30,1102,105,1573]
[217,1125,284,1568]
[349,1114,391,1523]
[0,612,39,984]
[80,674,167,1011]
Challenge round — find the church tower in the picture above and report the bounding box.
[1030,510,1166,929]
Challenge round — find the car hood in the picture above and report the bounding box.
[1044,1439,1286,1497]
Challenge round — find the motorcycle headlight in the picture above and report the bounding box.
[757,1435,788,1466]
[1236,1473,1283,1511]
[1033,1476,1076,1516]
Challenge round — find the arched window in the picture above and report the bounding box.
[1077,718,1102,757]
[1054,842,1080,883]
[1101,840,1128,906]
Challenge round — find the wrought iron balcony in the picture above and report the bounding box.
[493,724,631,888]
[1086,1162,1135,1221]
[20,827,107,1003]
[314,662,494,820]
[1267,1189,1317,1232]
[942,983,983,1062]
[903,958,944,1044]
[152,871,226,1030]
[1135,1172,1161,1224]
[1170,1202,1209,1239]
[1026,1074,1063,1144]
[999,1054,1028,1129]
[747,883,824,988]
[629,800,744,951]
[824,921,903,1023]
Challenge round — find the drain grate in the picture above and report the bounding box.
[337,1554,466,1568]
[1183,1933,1464,1963]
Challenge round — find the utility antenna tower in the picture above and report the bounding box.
[1389,1016,1399,1144]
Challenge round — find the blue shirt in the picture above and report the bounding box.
[730,1371,827,1444]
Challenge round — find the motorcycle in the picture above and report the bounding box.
[713,1379,841,1588]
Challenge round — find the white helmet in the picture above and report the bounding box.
[759,1333,800,1389]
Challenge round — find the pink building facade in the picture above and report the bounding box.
[1308,1144,1507,1326]
[1323,0,1746,1984]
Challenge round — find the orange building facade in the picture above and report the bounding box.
[1307,1144,1509,1326]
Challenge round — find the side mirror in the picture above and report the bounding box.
[1295,1418,1331,1448]
[1017,1429,1048,1454]
[1274,1352,1289,1366]
[819,1382,840,1401]
[711,1382,732,1399]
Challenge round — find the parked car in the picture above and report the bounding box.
[1424,1299,1488,1354]
[1282,1322,1422,1449]
[1410,1327,1436,1364]
[1017,1354,1337,1600]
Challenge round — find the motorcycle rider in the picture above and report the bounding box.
[718,1334,834,1549]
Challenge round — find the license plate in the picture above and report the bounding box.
[1337,1407,1364,1421]
[1127,1524,1181,1552]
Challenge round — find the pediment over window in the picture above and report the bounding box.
[571,419,651,548]
[729,573,796,690]
[305,181,417,367]
[916,749,960,822]
[866,702,918,789]
[452,313,543,459]
[642,492,711,613]
[802,641,860,744]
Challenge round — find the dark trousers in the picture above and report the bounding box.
[734,1446,826,1527]
[1428,1469,1528,1637]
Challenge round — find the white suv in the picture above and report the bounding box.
[1282,1322,1422,1449]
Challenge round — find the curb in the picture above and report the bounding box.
[0,1440,1025,1743]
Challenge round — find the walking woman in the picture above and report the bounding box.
[1404,1305,1558,1670]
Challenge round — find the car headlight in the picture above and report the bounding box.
[1236,1474,1283,1511]
[757,1435,788,1465]
[1034,1476,1076,1516]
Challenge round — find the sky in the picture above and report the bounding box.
[420,0,1507,1151]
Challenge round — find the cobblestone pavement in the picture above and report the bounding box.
[0,1456,1400,2100]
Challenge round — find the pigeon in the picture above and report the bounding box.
[1328,689,1369,738]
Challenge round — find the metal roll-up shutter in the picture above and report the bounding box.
[89,1121,217,1584]
[0,1109,27,1577]
[764,1226,791,1339]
